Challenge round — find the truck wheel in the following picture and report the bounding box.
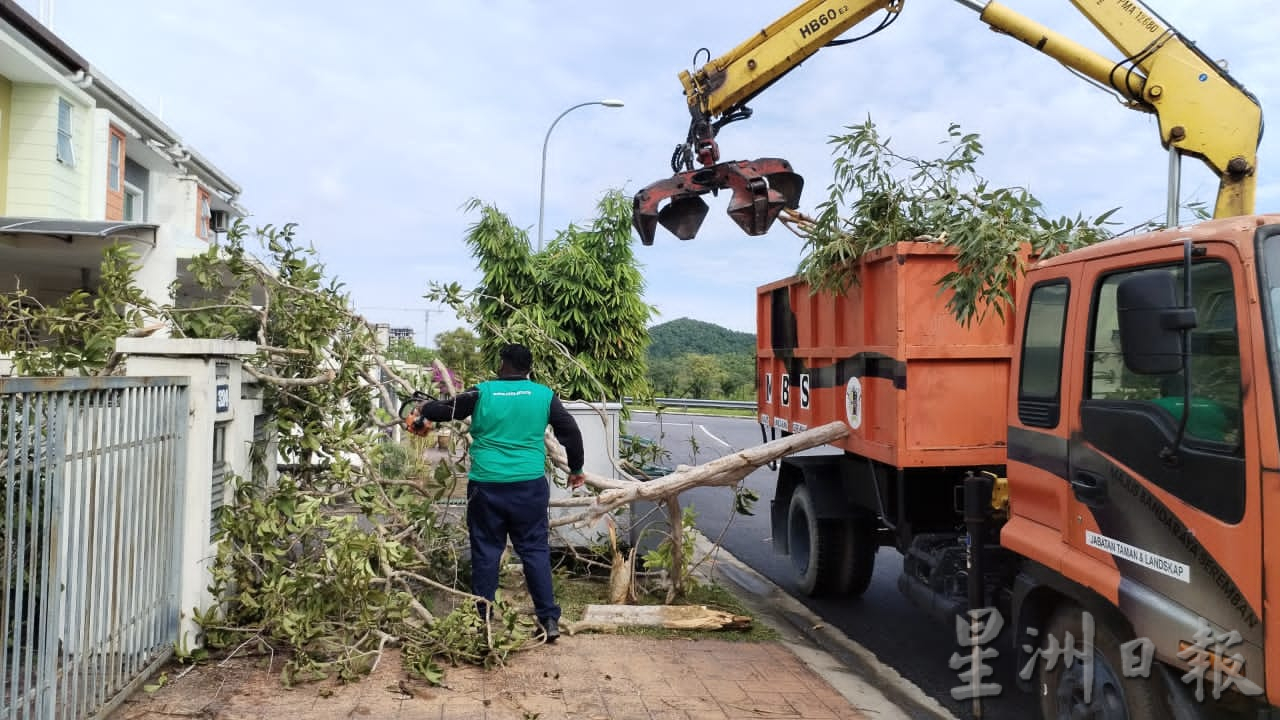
[834,515,877,597]
[787,484,843,596]
[1038,605,1167,720]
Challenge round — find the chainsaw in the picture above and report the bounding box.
[399,390,437,437]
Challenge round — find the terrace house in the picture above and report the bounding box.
[0,1,245,371]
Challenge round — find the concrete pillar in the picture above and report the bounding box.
[117,336,256,649]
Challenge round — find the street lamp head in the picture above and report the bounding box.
[537,98,625,251]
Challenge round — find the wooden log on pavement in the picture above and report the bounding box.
[566,604,753,635]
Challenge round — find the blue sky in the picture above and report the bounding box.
[28,1,1279,340]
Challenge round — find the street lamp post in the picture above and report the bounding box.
[538,99,624,251]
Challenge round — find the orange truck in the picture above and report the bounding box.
[630,1,1273,718]
[756,223,1277,718]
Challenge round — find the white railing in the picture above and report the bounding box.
[1,376,189,720]
[623,397,756,410]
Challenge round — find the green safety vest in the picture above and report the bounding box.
[469,379,553,482]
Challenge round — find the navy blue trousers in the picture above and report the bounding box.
[466,477,560,624]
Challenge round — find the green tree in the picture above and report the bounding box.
[646,356,680,397]
[433,327,484,379]
[387,338,436,366]
[431,189,654,402]
[675,354,725,399]
[719,353,756,399]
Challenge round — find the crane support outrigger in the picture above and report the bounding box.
[632,0,1263,245]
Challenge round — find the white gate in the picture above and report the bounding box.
[1,376,188,720]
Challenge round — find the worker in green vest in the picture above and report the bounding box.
[409,343,585,643]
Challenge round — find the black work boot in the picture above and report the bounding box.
[537,617,560,643]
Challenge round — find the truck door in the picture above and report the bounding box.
[1004,263,1081,567]
[1065,243,1264,689]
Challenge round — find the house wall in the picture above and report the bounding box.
[168,176,210,259]
[85,109,108,221]
[130,173,201,309]
[0,75,12,215]
[6,83,90,218]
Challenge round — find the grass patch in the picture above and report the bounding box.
[552,572,780,643]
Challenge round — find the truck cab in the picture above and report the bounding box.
[758,215,1280,717]
[1005,214,1280,714]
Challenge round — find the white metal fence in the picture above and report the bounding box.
[1,376,189,720]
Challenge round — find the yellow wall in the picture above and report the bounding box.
[6,83,88,218]
[0,75,12,215]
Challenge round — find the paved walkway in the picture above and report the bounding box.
[111,532,953,720]
[113,635,874,720]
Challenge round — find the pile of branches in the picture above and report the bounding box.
[0,219,846,686]
[780,118,1122,326]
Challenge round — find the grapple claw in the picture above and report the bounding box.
[632,158,803,245]
[658,194,710,240]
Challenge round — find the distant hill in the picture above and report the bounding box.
[648,318,755,359]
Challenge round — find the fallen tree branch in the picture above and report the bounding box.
[257,344,310,357]
[243,365,336,387]
[549,421,848,528]
[358,365,400,426]
[544,427,631,490]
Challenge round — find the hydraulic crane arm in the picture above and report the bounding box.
[634,0,1263,245]
[676,0,903,156]
[984,0,1262,219]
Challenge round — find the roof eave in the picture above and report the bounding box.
[0,0,86,72]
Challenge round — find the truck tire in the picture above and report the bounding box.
[833,515,877,597]
[1038,604,1167,720]
[788,484,844,596]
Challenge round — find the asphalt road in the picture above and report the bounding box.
[625,411,1040,720]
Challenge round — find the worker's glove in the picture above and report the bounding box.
[568,471,586,489]
[404,407,433,437]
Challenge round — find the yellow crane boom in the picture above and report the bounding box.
[634,0,1263,245]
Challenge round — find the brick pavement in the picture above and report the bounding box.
[113,635,874,720]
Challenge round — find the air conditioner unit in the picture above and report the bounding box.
[209,209,229,234]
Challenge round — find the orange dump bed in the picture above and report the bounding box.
[757,242,1016,469]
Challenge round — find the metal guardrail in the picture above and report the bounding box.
[1,376,189,720]
[623,397,756,411]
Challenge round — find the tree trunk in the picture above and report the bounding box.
[664,497,683,603]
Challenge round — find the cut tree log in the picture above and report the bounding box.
[547,420,849,528]
[566,604,753,635]
[606,524,637,604]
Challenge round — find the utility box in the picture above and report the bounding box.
[757,241,1019,469]
[548,401,629,548]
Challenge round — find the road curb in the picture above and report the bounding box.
[692,533,961,720]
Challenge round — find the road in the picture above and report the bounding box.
[625,410,1039,720]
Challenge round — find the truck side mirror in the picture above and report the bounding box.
[1116,270,1196,375]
